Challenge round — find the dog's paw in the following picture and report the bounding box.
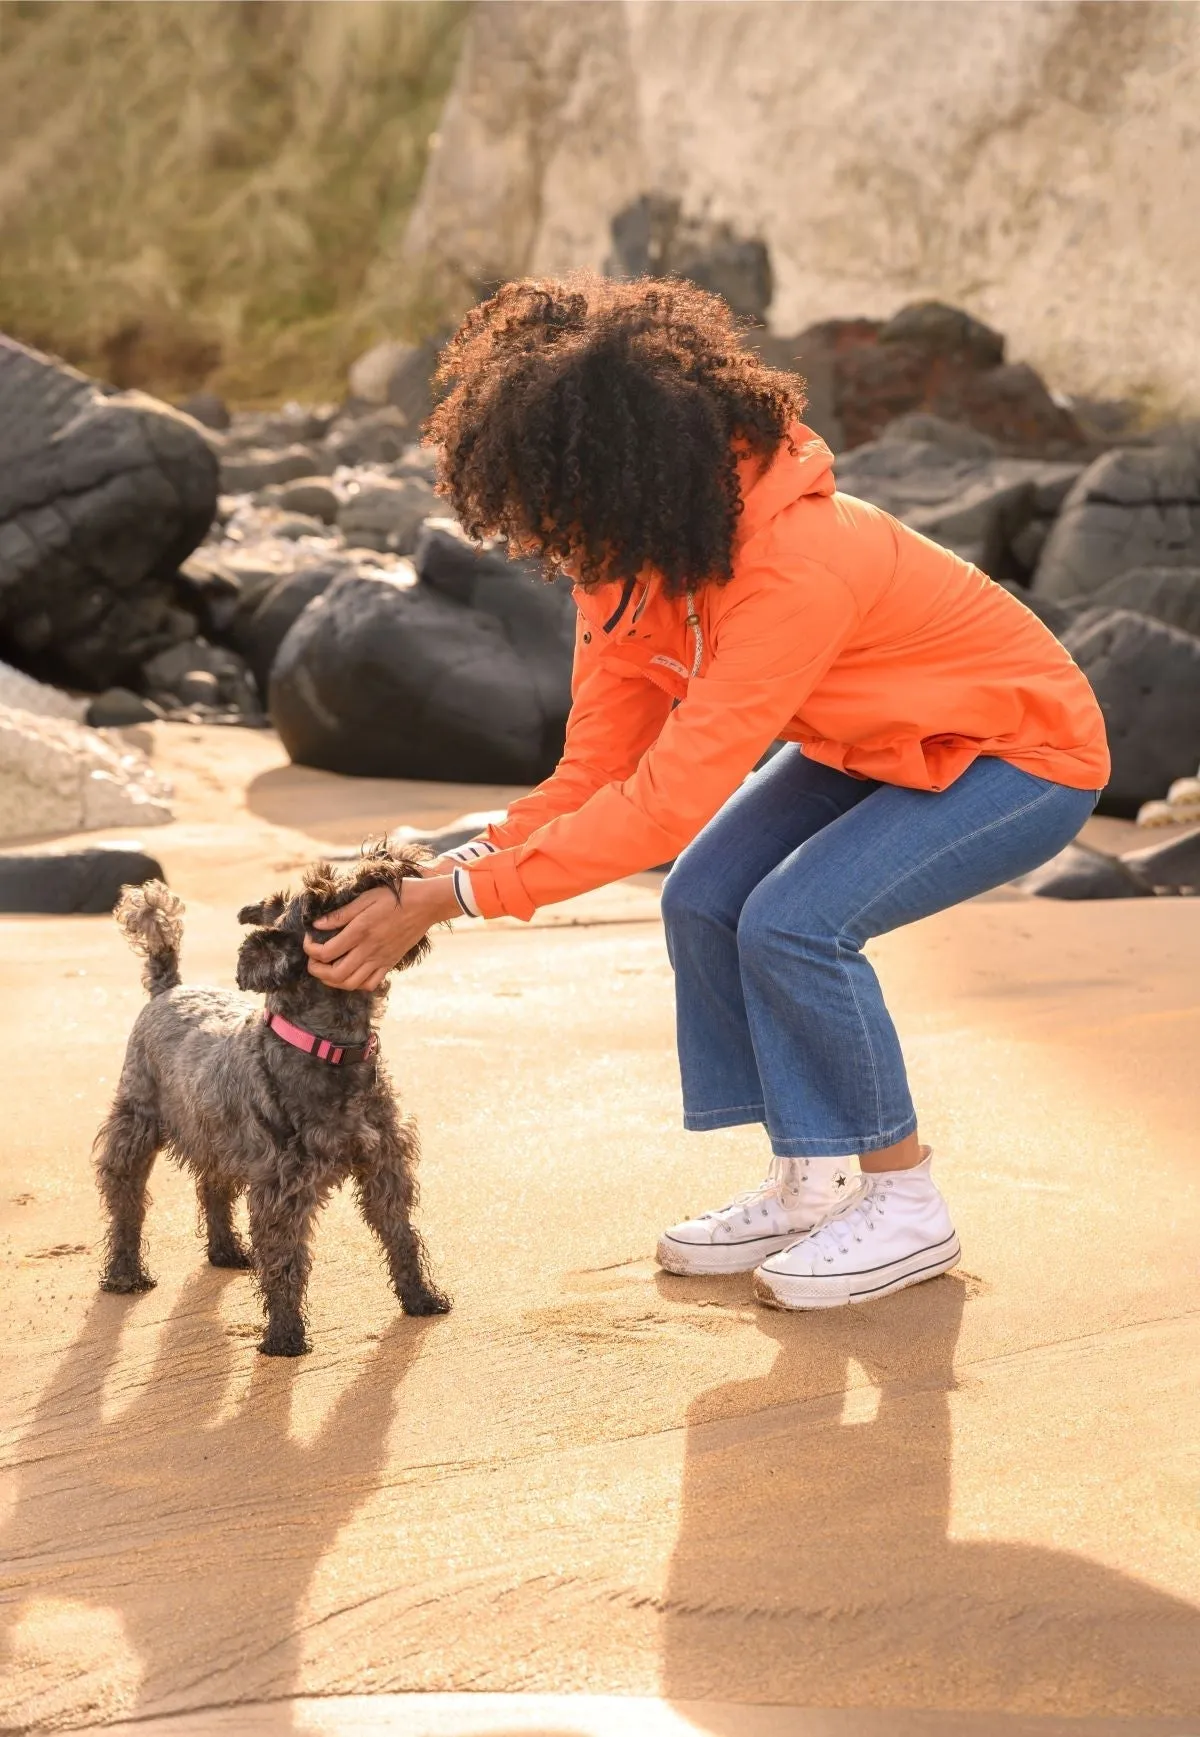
[207,1243,254,1271]
[258,1329,310,1357]
[99,1267,157,1294]
[401,1287,452,1317]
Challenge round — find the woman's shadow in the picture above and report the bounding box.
[0,1270,432,1729]
[658,1272,1200,1723]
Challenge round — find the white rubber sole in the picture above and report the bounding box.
[752,1231,961,1310]
[656,1228,809,1276]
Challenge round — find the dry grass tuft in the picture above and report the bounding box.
[0,0,467,403]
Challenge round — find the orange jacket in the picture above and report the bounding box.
[464,425,1109,921]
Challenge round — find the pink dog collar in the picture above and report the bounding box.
[264,1010,378,1066]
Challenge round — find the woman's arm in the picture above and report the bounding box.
[463,562,861,921]
[436,614,673,865]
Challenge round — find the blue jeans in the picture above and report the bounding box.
[661,749,1099,1158]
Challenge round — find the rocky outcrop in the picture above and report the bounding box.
[269,526,575,784]
[1033,440,1200,603]
[1061,609,1200,816]
[403,2,1200,422]
[0,708,172,841]
[0,337,218,692]
[835,418,1082,577]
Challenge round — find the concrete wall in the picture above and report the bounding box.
[404,1,1200,416]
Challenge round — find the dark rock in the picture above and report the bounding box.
[219,445,324,495]
[178,391,231,432]
[997,583,1080,638]
[270,547,575,784]
[0,846,166,914]
[240,562,346,695]
[606,193,773,324]
[86,688,164,727]
[1085,566,1200,639]
[1061,608,1200,814]
[338,478,438,555]
[175,549,244,640]
[259,478,340,524]
[877,303,1005,370]
[0,336,218,690]
[321,407,413,470]
[1120,825,1200,894]
[835,434,1081,576]
[142,636,262,716]
[384,339,442,429]
[1008,517,1053,577]
[175,669,220,707]
[270,513,331,542]
[787,307,1085,454]
[1033,444,1200,602]
[222,405,337,454]
[1019,841,1152,900]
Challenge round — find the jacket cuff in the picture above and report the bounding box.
[465,849,537,922]
[451,867,482,917]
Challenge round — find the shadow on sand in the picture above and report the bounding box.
[0,1270,432,1730]
[657,1271,1200,1726]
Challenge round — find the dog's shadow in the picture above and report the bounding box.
[0,1271,429,1725]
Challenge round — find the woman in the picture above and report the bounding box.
[305,276,1108,1311]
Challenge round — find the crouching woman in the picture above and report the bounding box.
[305,275,1109,1312]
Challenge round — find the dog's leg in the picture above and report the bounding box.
[199,1175,252,1269]
[96,1098,159,1293]
[247,1182,318,1356]
[354,1120,451,1317]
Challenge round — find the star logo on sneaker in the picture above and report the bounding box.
[834,1171,848,1190]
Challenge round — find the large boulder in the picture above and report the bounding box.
[0,845,166,914]
[0,660,87,723]
[337,477,439,555]
[1061,608,1200,814]
[835,421,1082,578]
[775,305,1085,455]
[270,530,575,783]
[1085,565,1200,639]
[1033,443,1200,603]
[347,337,444,429]
[1019,842,1152,901]
[239,561,347,695]
[0,336,218,691]
[0,706,172,840]
[219,444,323,495]
[606,193,774,325]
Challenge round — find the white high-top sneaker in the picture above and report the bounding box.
[656,1158,852,1276]
[752,1147,959,1310]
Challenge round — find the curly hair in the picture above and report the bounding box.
[425,274,808,595]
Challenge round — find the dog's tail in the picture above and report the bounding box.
[115,880,184,997]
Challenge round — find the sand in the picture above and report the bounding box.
[1,725,1197,1736]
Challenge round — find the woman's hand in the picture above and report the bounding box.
[304,876,461,990]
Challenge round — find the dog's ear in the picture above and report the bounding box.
[236,927,307,993]
[237,892,288,927]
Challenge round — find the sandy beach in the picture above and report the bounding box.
[1,725,1198,1735]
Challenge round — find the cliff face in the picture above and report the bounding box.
[405,1,1200,418]
[0,1,464,403]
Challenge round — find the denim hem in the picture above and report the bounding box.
[767,1113,919,1159]
[683,1103,767,1132]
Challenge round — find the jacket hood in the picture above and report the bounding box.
[736,422,835,545]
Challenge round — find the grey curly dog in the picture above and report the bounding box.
[95,843,450,1355]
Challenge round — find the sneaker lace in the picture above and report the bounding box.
[803,1174,894,1260]
[701,1158,805,1230]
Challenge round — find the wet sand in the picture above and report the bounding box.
[1,726,1197,1734]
